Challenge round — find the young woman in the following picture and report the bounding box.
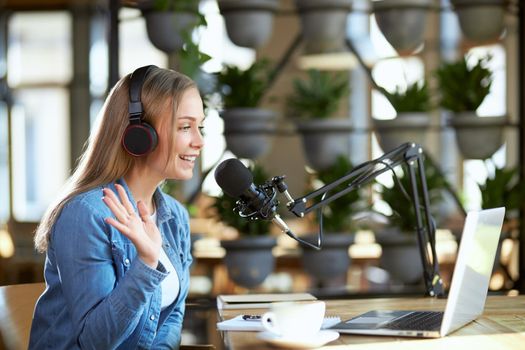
[29,65,204,349]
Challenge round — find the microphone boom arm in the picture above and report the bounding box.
[286,142,444,297]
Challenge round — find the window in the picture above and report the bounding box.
[8,12,71,221]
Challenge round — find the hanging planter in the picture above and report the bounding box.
[287,69,350,171]
[300,233,354,287]
[449,113,506,160]
[373,113,431,152]
[221,236,277,289]
[451,0,507,43]
[218,0,280,48]
[217,60,276,160]
[436,55,505,159]
[374,81,433,152]
[375,228,424,285]
[295,119,352,171]
[221,108,276,159]
[141,0,201,54]
[294,0,353,53]
[372,0,433,56]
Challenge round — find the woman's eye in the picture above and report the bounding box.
[180,125,191,132]
[198,126,205,136]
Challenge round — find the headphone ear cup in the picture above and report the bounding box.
[122,122,158,156]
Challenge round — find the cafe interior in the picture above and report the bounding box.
[0,0,524,349]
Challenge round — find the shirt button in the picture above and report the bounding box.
[124,258,130,266]
[150,315,155,321]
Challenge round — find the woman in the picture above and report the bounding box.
[29,65,204,349]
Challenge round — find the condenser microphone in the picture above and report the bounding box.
[214,158,292,234]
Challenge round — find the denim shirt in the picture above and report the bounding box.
[29,179,193,349]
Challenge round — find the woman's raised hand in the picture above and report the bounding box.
[102,184,162,269]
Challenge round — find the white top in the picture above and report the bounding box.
[151,211,180,310]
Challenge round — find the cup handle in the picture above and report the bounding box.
[261,311,279,335]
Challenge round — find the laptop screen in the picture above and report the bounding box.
[440,207,505,335]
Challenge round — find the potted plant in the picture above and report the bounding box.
[436,55,505,159]
[294,0,353,54]
[218,0,280,48]
[478,163,525,279]
[212,163,277,289]
[451,0,507,43]
[287,69,350,171]
[372,0,433,56]
[141,0,203,54]
[375,157,448,285]
[374,81,432,152]
[300,155,367,288]
[217,60,276,159]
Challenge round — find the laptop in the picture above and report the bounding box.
[329,207,505,338]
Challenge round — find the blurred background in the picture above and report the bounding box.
[0,0,524,346]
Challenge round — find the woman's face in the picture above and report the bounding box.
[150,87,205,181]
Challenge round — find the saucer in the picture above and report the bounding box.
[257,330,340,349]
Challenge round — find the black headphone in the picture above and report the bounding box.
[122,65,159,156]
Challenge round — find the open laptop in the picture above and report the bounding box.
[329,207,505,338]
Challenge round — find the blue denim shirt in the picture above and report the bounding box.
[29,179,193,349]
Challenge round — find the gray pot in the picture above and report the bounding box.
[373,0,433,55]
[295,0,352,53]
[373,112,431,152]
[143,11,198,53]
[295,119,352,171]
[449,113,505,160]
[221,236,277,288]
[375,228,424,284]
[221,108,276,159]
[300,233,354,284]
[218,0,279,48]
[452,0,506,42]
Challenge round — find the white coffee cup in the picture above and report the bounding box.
[260,301,325,338]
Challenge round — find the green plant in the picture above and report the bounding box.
[479,164,525,219]
[377,157,448,233]
[436,55,493,113]
[217,60,271,108]
[311,155,367,232]
[212,163,271,236]
[287,69,349,119]
[179,31,211,80]
[380,81,431,113]
[153,0,200,12]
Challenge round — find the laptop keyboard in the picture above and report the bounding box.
[382,311,444,331]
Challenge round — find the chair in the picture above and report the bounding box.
[0,282,45,350]
[0,283,215,350]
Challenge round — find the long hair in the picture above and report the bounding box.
[34,67,196,252]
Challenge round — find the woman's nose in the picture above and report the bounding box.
[191,128,204,149]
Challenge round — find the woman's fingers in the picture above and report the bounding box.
[137,200,151,220]
[105,217,132,237]
[102,194,129,223]
[138,201,162,243]
[115,184,135,216]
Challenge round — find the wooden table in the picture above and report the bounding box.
[218,295,525,349]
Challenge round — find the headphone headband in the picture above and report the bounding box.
[128,65,156,122]
[122,65,159,156]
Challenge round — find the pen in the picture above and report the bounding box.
[242,314,261,321]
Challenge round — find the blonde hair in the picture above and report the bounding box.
[34,67,196,252]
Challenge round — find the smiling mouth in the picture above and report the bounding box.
[179,155,197,163]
